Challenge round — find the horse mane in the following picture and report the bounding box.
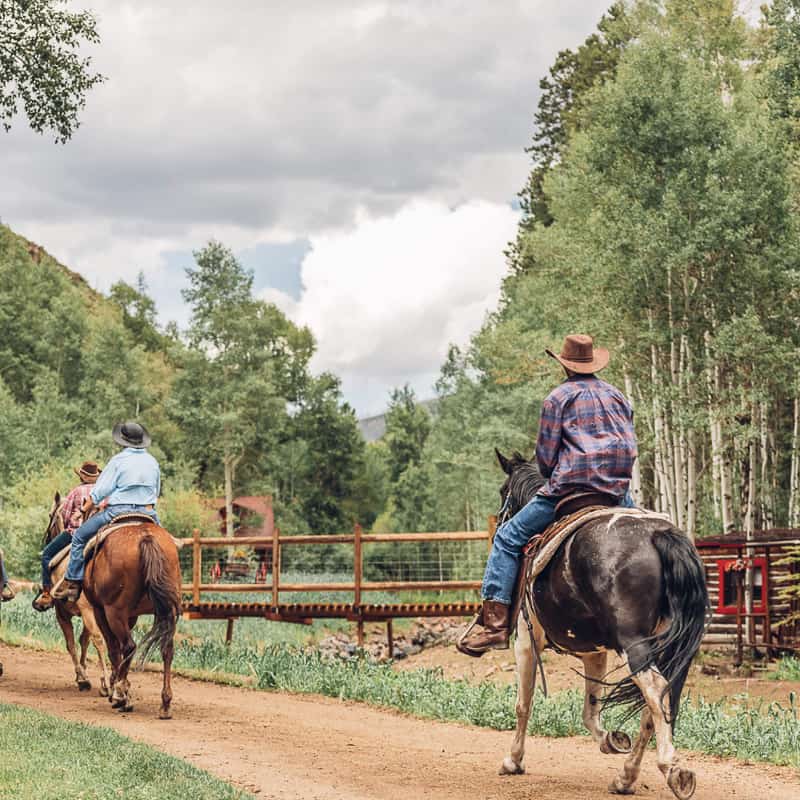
[507,452,546,509]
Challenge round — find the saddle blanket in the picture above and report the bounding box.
[48,514,157,572]
[525,506,671,581]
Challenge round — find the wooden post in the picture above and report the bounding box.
[387,618,394,659]
[354,522,363,608]
[355,522,364,648]
[192,528,201,605]
[225,618,235,645]
[272,525,280,609]
[735,566,744,668]
[487,515,497,554]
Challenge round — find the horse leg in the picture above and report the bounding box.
[630,667,695,800]
[55,605,89,691]
[609,709,654,795]
[78,624,93,691]
[500,611,545,775]
[581,651,632,755]
[159,630,174,720]
[80,601,110,697]
[93,604,122,703]
[106,608,136,712]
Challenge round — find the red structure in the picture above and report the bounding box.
[695,531,800,656]
[208,496,275,578]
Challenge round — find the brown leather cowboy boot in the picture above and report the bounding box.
[52,579,82,603]
[456,600,510,657]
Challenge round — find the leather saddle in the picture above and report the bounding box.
[510,492,620,633]
[48,514,157,571]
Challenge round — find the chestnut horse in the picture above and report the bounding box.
[494,451,708,800]
[38,494,111,695]
[82,519,181,718]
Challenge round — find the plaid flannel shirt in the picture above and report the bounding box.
[61,483,94,534]
[535,375,637,499]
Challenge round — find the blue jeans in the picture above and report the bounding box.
[65,505,160,582]
[41,531,72,588]
[482,491,636,604]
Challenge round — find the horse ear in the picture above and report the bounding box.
[495,448,512,475]
[54,491,61,505]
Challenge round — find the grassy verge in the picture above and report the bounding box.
[0,702,250,800]
[2,594,799,769]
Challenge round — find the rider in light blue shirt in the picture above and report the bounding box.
[53,421,161,602]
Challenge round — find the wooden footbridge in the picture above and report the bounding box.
[177,521,497,650]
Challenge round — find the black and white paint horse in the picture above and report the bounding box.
[495,450,709,800]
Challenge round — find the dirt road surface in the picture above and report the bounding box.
[0,644,797,800]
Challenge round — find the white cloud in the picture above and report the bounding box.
[278,200,519,411]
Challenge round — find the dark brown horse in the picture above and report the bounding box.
[83,520,181,718]
[494,451,708,800]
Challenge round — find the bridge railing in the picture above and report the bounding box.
[178,519,497,607]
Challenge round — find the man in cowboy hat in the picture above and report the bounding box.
[53,422,161,603]
[457,334,638,657]
[34,460,101,611]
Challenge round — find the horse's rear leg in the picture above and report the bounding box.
[610,709,654,795]
[159,634,174,720]
[93,605,121,698]
[55,606,90,691]
[105,608,136,712]
[630,667,695,800]
[581,652,632,755]
[500,611,545,776]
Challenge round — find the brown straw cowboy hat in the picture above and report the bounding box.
[546,334,609,374]
[75,461,101,484]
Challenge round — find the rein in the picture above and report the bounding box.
[497,483,548,697]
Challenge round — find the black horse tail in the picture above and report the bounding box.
[604,527,710,725]
[649,528,710,724]
[136,534,181,667]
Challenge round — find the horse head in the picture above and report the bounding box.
[494,448,545,521]
[44,492,64,545]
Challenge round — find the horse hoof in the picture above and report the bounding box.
[499,757,525,775]
[0,663,4,677]
[77,679,91,692]
[99,686,109,698]
[158,709,172,720]
[601,730,632,755]
[119,702,134,713]
[609,779,636,795]
[667,768,696,800]
[111,696,126,709]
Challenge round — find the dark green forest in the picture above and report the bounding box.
[4,1,800,580]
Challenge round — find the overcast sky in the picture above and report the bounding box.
[2,0,616,415]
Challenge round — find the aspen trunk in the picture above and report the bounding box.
[624,371,643,504]
[705,332,722,522]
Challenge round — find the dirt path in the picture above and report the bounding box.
[0,644,797,800]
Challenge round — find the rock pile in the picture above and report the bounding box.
[316,618,465,663]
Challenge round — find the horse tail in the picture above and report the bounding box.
[603,527,709,726]
[136,533,181,667]
[649,527,710,724]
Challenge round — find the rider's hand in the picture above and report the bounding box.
[81,496,95,514]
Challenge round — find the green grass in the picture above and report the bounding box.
[2,593,800,770]
[0,703,250,800]
[772,656,800,682]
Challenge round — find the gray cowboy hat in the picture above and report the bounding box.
[112,421,152,449]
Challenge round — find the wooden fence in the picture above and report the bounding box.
[177,519,497,649]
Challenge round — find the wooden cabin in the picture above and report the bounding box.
[695,531,800,655]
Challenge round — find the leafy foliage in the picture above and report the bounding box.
[0,0,105,142]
